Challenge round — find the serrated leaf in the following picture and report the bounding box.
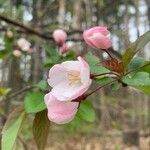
[85,52,109,74]
[122,31,150,69]
[2,106,26,150]
[122,72,150,95]
[128,57,145,71]
[24,92,46,113]
[128,57,150,73]
[33,110,50,150]
[35,80,48,90]
[77,100,95,122]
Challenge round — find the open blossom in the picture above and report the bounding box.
[48,56,92,101]
[44,92,79,124]
[13,50,22,57]
[17,38,31,51]
[83,26,112,49]
[53,29,67,45]
[59,43,69,55]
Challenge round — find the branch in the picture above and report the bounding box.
[0,14,122,57]
[3,86,33,101]
[0,14,53,40]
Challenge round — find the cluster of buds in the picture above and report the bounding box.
[44,26,122,124]
[52,29,69,55]
[13,38,32,57]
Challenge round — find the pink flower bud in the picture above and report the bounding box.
[7,31,13,38]
[52,29,67,45]
[59,43,69,55]
[48,56,92,101]
[83,26,112,50]
[44,92,79,124]
[17,38,31,51]
[13,50,22,57]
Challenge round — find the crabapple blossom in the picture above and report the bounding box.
[13,50,22,57]
[52,29,67,46]
[48,56,92,101]
[17,38,31,51]
[44,92,79,124]
[83,26,112,49]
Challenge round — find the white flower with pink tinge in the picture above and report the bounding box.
[48,56,92,101]
[44,92,79,124]
[17,38,31,51]
[13,50,22,57]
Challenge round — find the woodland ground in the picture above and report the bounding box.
[27,131,150,150]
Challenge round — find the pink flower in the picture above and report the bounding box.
[48,56,92,101]
[83,26,112,49]
[44,92,79,124]
[59,43,69,55]
[17,38,31,51]
[13,50,22,57]
[53,29,67,45]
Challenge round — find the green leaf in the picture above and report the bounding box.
[134,86,150,95]
[122,31,150,69]
[85,52,109,74]
[77,100,95,122]
[128,57,145,71]
[122,72,150,95]
[128,57,150,73]
[35,80,48,90]
[24,92,46,113]
[33,110,50,150]
[43,59,54,67]
[111,83,121,91]
[2,107,26,150]
[0,50,10,59]
[95,76,113,85]
[0,87,11,96]
[140,61,150,73]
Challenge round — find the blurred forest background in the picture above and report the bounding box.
[0,0,150,149]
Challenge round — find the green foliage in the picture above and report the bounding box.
[122,72,150,95]
[0,87,11,96]
[1,107,26,150]
[33,110,50,150]
[24,92,46,113]
[0,50,10,59]
[111,83,121,91]
[77,100,96,122]
[85,52,109,74]
[35,80,48,90]
[122,31,150,69]
[95,76,113,85]
[128,57,150,73]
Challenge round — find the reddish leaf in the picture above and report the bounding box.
[33,110,50,150]
[102,59,124,74]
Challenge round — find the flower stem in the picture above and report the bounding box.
[90,72,119,79]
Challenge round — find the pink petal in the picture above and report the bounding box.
[44,93,78,124]
[48,64,68,87]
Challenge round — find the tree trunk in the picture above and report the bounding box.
[58,0,66,27]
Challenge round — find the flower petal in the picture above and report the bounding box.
[44,93,78,124]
